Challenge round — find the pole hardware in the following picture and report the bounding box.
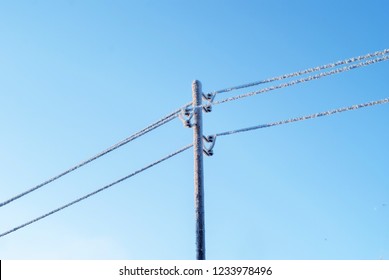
[203,149,213,156]
[202,93,213,100]
[202,93,216,113]
[202,135,216,156]
[179,106,194,128]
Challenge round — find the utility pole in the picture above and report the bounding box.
[192,80,206,260]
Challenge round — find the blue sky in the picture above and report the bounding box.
[0,0,388,260]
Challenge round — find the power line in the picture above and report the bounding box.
[0,106,185,208]
[215,97,389,137]
[207,48,389,95]
[2,48,388,244]
[0,144,193,238]
[212,55,389,106]
[3,49,384,210]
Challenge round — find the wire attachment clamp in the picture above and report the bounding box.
[179,105,194,128]
[202,92,216,113]
[203,135,216,156]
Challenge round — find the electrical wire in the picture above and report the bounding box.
[0,143,193,238]
[0,106,186,208]
[207,48,389,95]
[3,49,388,210]
[215,98,389,137]
[211,56,389,106]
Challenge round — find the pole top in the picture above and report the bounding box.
[192,79,201,85]
[192,80,202,91]
[192,80,202,103]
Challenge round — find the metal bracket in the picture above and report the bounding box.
[178,106,194,128]
[202,135,217,156]
[202,93,216,113]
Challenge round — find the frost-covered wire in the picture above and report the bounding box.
[215,98,389,137]
[0,144,193,238]
[0,106,186,208]
[207,48,389,95]
[212,56,389,106]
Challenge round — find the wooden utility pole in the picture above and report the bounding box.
[192,80,206,260]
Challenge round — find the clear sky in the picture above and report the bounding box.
[0,0,388,260]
